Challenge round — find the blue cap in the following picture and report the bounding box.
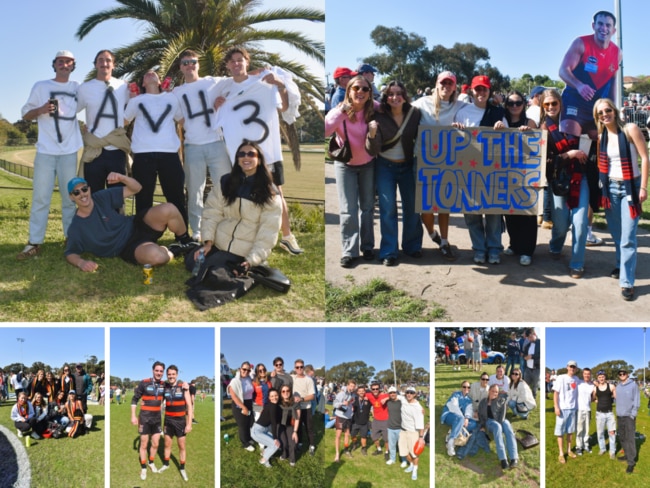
[67,177,87,194]
[357,63,377,74]
[530,86,545,97]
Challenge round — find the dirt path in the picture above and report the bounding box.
[325,162,649,322]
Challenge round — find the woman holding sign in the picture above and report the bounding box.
[495,91,539,266]
[326,75,377,268]
[592,98,648,300]
[367,81,422,266]
[541,89,590,279]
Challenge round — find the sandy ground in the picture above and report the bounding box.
[325,162,649,322]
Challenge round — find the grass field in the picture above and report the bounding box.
[219,398,325,488]
[0,148,325,321]
[435,362,541,487]
[0,399,104,488]
[322,396,431,487]
[545,393,650,487]
[110,391,214,487]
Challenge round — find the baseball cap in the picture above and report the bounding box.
[357,63,377,74]
[618,368,629,374]
[388,386,397,393]
[68,177,88,194]
[471,75,491,90]
[597,370,606,376]
[437,71,457,84]
[55,50,75,60]
[333,67,356,79]
[567,360,578,368]
[406,386,417,393]
[530,86,545,97]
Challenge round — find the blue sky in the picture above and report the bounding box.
[546,326,648,372]
[0,0,324,122]
[111,327,214,382]
[221,327,326,372]
[326,1,647,89]
[0,327,104,370]
[324,327,430,376]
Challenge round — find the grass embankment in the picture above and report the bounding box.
[435,363,541,487]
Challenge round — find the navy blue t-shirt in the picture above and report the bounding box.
[65,187,134,257]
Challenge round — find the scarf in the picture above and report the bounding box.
[545,116,582,209]
[598,127,641,218]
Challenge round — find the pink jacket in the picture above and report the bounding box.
[325,106,373,166]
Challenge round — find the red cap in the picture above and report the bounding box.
[333,67,356,79]
[471,75,491,90]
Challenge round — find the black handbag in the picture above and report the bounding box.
[551,156,571,197]
[249,265,291,293]
[328,120,353,163]
[516,429,539,449]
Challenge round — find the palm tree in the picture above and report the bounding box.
[76,0,324,167]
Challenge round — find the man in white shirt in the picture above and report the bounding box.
[17,50,82,260]
[489,365,510,393]
[553,360,579,463]
[291,359,316,456]
[575,367,594,454]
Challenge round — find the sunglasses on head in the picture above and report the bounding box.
[237,151,258,158]
[351,85,370,93]
[506,100,524,107]
[181,59,198,66]
[71,186,89,196]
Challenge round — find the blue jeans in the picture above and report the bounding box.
[596,411,616,454]
[507,399,529,419]
[251,422,279,460]
[464,214,503,257]
[29,152,78,243]
[334,160,375,257]
[442,412,478,440]
[550,175,589,269]
[505,356,520,376]
[375,156,422,258]
[184,141,232,238]
[387,427,401,462]
[486,418,518,461]
[604,178,640,288]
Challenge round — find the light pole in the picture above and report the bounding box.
[16,338,25,371]
[644,328,646,387]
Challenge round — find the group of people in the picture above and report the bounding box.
[552,361,639,474]
[331,380,426,482]
[8,363,96,440]
[326,11,647,301]
[131,361,194,481]
[226,357,320,468]
[18,45,303,287]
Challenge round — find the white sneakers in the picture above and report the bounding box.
[279,234,304,255]
[447,438,456,456]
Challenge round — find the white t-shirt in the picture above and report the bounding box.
[606,128,641,179]
[21,79,82,155]
[77,77,129,149]
[210,72,283,166]
[526,342,536,369]
[413,97,465,126]
[576,379,593,411]
[526,105,541,126]
[488,374,510,393]
[124,92,183,153]
[552,374,578,410]
[173,76,224,145]
[454,103,487,128]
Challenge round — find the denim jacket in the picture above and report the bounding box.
[441,390,473,424]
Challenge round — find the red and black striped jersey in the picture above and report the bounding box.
[164,380,188,417]
[132,378,165,412]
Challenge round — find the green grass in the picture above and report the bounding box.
[322,396,430,487]
[435,363,541,487]
[545,394,650,486]
[220,398,325,488]
[0,162,324,322]
[325,278,447,322]
[0,399,104,488]
[110,391,214,487]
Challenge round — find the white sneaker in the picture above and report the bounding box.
[149,462,158,473]
[259,459,272,468]
[16,430,23,438]
[411,469,418,481]
[447,438,456,456]
[386,459,395,465]
[158,465,169,473]
[405,464,414,473]
[180,469,188,481]
[245,445,255,452]
[279,234,304,255]
[519,255,532,266]
[140,469,147,481]
[586,233,604,246]
[400,461,408,468]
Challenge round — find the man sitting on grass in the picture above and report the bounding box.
[64,173,197,271]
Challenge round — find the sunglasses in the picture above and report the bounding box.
[440,80,455,86]
[275,363,283,367]
[406,391,416,394]
[237,151,258,158]
[70,186,89,196]
[512,373,520,376]
[618,372,627,376]
[371,388,379,391]
[543,101,559,108]
[568,365,577,368]
[295,366,304,369]
[241,368,250,372]
[462,386,470,389]
[181,59,198,66]
[257,368,266,372]
[506,100,524,107]
[481,378,489,381]
[350,85,370,93]
[597,108,614,117]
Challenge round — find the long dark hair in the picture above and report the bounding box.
[380,80,411,114]
[503,90,528,126]
[223,140,276,207]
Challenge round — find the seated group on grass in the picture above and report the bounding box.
[11,390,93,440]
[331,380,427,482]
[441,370,536,470]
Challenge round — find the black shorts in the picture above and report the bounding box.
[335,416,351,432]
[351,423,369,437]
[138,415,162,436]
[271,161,285,186]
[164,417,186,438]
[119,210,165,264]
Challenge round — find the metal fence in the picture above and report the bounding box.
[0,159,34,180]
[622,108,650,141]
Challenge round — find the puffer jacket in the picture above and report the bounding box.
[201,175,282,266]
